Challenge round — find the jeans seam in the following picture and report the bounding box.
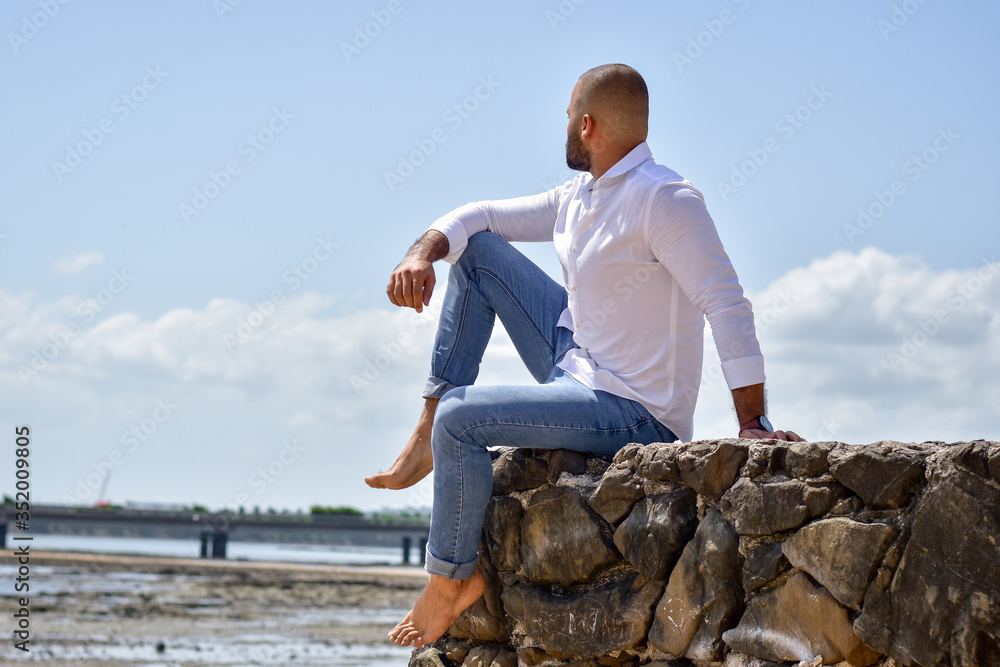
[439,278,475,382]
[473,266,556,357]
[456,419,650,442]
[452,434,465,568]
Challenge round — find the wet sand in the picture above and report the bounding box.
[0,550,426,666]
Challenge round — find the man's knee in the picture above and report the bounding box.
[457,231,510,270]
[433,389,482,449]
[432,390,464,444]
[466,230,503,249]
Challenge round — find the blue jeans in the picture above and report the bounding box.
[422,232,677,580]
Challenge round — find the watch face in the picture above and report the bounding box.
[759,415,774,432]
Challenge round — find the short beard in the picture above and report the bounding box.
[565,131,591,172]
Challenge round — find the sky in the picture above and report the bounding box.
[1,1,998,514]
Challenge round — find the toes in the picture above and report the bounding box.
[364,474,387,489]
[388,621,409,643]
[401,628,422,646]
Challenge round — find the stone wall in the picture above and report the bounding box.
[409,440,1000,667]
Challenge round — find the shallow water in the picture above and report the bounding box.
[22,533,416,566]
[0,552,419,666]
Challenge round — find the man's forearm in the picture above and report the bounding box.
[731,383,766,430]
[405,230,450,264]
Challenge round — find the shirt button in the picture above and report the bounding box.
[572,246,578,252]
[570,286,577,292]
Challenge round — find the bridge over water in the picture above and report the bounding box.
[0,503,430,563]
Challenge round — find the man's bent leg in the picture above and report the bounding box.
[389,371,676,646]
[424,231,575,399]
[370,232,574,490]
[426,369,675,577]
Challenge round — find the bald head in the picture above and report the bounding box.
[572,64,649,149]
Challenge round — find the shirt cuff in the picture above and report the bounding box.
[721,354,765,390]
[427,216,469,265]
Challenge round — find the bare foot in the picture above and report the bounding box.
[365,398,437,490]
[388,568,486,647]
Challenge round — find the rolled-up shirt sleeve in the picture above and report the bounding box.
[427,188,560,264]
[644,183,766,390]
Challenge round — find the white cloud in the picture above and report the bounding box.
[53,251,104,274]
[2,247,997,512]
[0,286,529,512]
[695,247,1000,444]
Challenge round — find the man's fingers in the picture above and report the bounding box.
[412,279,423,312]
[393,276,407,308]
[400,272,414,309]
[386,275,402,307]
[423,273,435,307]
[739,428,804,442]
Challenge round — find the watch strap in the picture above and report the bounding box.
[740,415,773,432]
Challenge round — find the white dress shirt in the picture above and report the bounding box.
[427,142,764,441]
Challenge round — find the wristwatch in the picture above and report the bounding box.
[740,415,774,433]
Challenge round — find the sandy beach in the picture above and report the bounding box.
[0,550,425,666]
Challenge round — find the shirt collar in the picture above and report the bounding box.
[597,141,652,183]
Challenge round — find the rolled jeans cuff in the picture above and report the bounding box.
[424,545,478,580]
[422,376,459,399]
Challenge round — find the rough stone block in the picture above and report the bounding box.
[741,541,790,595]
[638,443,682,482]
[949,590,1000,667]
[449,596,507,644]
[785,441,834,478]
[722,571,880,665]
[442,637,471,664]
[989,445,1000,483]
[489,647,517,667]
[676,441,749,500]
[613,443,645,464]
[648,507,744,661]
[463,644,500,666]
[854,446,1000,666]
[720,477,844,536]
[409,644,451,667]
[521,486,620,586]
[745,442,790,479]
[501,573,664,658]
[492,449,549,495]
[589,463,645,526]
[828,443,930,509]
[782,517,898,610]
[613,489,697,580]
[547,449,589,483]
[484,496,524,572]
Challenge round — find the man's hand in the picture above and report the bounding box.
[738,426,804,442]
[388,256,436,313]
[387,230,449,313]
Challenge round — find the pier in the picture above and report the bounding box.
[0,503,429,564]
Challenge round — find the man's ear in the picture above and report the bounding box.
[580,113,594,139]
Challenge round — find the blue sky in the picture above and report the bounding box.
[2,1,998,513]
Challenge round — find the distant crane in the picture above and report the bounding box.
[95,469,113,507]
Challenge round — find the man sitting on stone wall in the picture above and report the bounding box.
[365,63,802,648]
